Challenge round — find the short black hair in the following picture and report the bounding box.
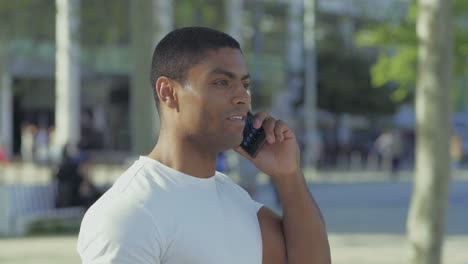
[150,27,241,112]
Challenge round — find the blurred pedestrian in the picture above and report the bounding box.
[0,141,10,163]
[75,151,102,209]
[450,133,463,168]
[390,129,404,175]
[35,126,49,165]
[216,151,229,172]
[20,122,36,163]
[55,145,101,209]
[55,145,82,208]
[375,128,404,179]
[48,125,62,165]
[375,130,392,169]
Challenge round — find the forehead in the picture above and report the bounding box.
[189,47,249,78]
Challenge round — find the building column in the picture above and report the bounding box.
[55,0,81,153]
[130,0,173,155]
[0,64,13,157]
[226,0,244,45]
[303,0,318,168]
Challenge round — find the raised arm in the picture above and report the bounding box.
[235,112,331,264]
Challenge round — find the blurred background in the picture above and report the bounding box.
[0,0,467,263]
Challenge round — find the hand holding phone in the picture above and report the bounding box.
[240,112,266,158]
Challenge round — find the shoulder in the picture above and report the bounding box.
[77,194,164,262]
[78,194,161,244]
[77,159,167,262]
[78,158,170,246]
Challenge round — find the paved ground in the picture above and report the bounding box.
[1,180,467,263]
[1,234,467,264]
[329,234,468,264]
[255,180,468,235]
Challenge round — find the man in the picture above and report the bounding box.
[77,27,330,264]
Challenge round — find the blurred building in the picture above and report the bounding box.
[5,0,449,166]
[2,40,130,157]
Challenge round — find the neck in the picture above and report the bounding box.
[147,127,219,179]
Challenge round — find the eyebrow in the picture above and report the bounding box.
[210,68,250,81]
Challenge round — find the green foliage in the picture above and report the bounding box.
[0,0,131,46]
[175,0,224,30]
[81,0,130,47]
[0,0,54,41]
[371,46,417,101]
[27,217,81,235]
[315,13,397,115]
[355,1,417,102]
[317,48,396,115]
[356,0,468,103]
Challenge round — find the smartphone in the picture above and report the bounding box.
[240,112,266,158]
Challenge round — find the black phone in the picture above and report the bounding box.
[240,112,266,158]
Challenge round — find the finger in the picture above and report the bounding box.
[283,129,295,140]
[262,117,277,144]
[253,111,269,129]
[273,120,289,142]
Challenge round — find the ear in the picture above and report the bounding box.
[155,76,178,109]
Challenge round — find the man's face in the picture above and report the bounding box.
[176,47,251,151]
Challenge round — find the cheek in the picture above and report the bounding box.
[179,95,215,130]
[179,86,231,132]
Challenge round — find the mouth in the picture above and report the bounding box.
[227,116,245,121]
[226,113,247,124]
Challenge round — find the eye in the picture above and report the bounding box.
[243,82,251,89]
[214,80,228,86]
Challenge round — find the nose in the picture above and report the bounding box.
[232,84,251,106]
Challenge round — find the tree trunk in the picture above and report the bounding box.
[407,0,453,263]
[55,0,81,152]
[130,0,172,155]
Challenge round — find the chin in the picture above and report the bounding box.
[233,133,244,144]
[220,135,243,151]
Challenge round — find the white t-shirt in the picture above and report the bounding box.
[77,156,264,264]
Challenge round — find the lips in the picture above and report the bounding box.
[228,116,244,121]
[227,112,247,121]
[226,112,247,126]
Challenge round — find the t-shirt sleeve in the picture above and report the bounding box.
[249,195,264,214]
[77,197,163,264]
